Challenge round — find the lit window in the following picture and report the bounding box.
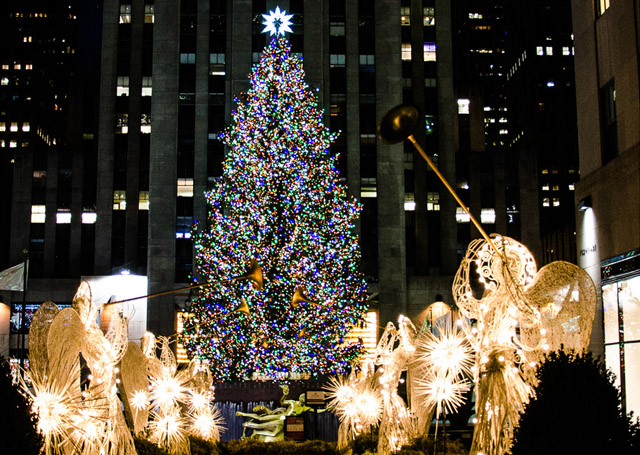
[597,0,611,15]
[400,7,410,25]
[457,99,470,115]
[404,194,415,211]
[423,43,436,61]
[21,140,29,148]
[210,55,225,75]
[498,118,508,123]
[424,7,435,26]
[176,216,193,238]
[456,207,470,223]
[427,192,440,211]
[180,53,196,64]
[25,63,33,70]
[330,21,345,36]
[568,184,575,191]
[141,76,152,96]
[401,43,411,61]
[116,113,128,134]
[563,46,571,56]
[22,122,30,132]
[542,198,550,207]
[547,81,555,87]
[9,140,17,148]
[177,178,194,197]
[0,122,4,131]
[119,4,131,23]
[481,208,496,224]
[552,185,559,191]
[117,76,129,96]
[82,211,97,224]
[56,210,71,224]
[10,122,18,132]
[469,13,483,19]
[329,54,345,67]
[31,205,46,223]
[1,63,8,70]
[552,198,560,207]
[359,55,375,66]
[1,77,8,86]
[139,191,149,210]
[499,129,508,135]
[546,46,553,56]
[14,63,21,70]
[113,190,126,210]
[536,46,544,56]
[541,169,549,174]
[140,114,151,134]
[144,4,154,23]
[542,184,550,191]
[0,140,4,147]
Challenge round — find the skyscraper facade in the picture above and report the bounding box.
[3,1,587,360]
[572,0,640,416]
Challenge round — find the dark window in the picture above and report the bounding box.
[600,79,617,164]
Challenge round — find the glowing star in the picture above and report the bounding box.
[262,7,294,36]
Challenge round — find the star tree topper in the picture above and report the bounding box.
[262,6,294,36]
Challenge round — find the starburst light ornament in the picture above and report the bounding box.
[262,6,293,36]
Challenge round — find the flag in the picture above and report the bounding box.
[0,261,27,291]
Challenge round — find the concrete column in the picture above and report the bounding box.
[95,0,119,275]
[345,1,360,205]
[193,0,210,259]
[376,0,406,328]
[227,0,252,113]
[125,0,145,272]
[435,0,457,275]
[148,0,181,337]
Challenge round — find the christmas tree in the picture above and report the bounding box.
[181,10,368,381]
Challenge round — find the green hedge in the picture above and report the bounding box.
[133,437,337,455]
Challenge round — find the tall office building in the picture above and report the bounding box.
[0,1,102,357]
[451,0,579,268]
[572,0,640,416]
[89,0,466,337]
[3,0,587,361]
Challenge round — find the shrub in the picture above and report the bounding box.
[0,357,42,455]
[511,350,638,455]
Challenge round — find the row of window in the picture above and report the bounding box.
[536,46,574,56]
[0,122,30,132]
[31,206,97,224]
[0,140,29,148]
[400,7,435,26]
[117,76,153,97]
[541,184,575,191]
[401,43,436,62]
[1,63,33,71]
[119,4,154,24]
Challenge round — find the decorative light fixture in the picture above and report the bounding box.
[261,7,293,36]
[577,195,592,211]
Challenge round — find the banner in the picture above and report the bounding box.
[0,261,26,291]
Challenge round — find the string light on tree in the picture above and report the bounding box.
[181,8,368,381]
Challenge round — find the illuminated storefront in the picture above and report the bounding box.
[602,249,640,416]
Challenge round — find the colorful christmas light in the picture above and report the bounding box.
[181,36,368,381]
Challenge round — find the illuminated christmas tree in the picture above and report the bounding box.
[181,10,368,381]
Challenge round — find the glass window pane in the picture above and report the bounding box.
[624,343,640,416]
[605,344,621,390]
[621,276,640,342]
[603,282,619,344]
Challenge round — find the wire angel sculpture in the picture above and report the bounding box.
[453,235,596,455]
[20,281,224,455]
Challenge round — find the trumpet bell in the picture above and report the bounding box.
[291,286,319,308]
[235,298,250,316]
[378,104,420,144]
[234,259,264,291]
